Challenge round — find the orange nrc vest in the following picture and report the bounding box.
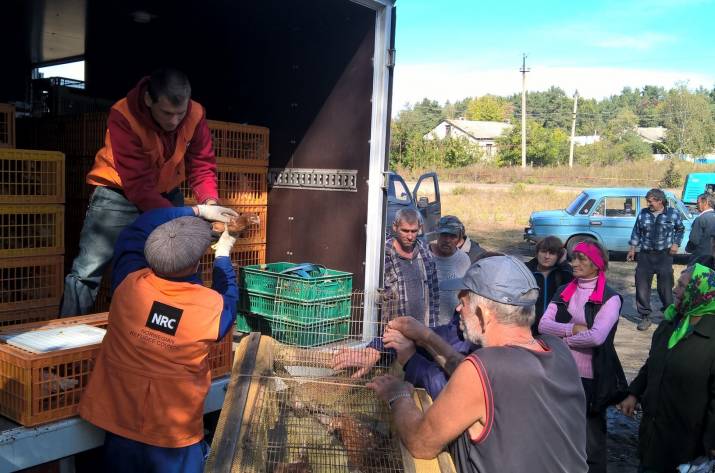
[86,98,203,193]
[79,268,223,448]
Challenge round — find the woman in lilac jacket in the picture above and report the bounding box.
[539,241,624,473]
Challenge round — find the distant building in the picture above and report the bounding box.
[571,135,601,146]
[424,119,512,158]
[636,127,667,144]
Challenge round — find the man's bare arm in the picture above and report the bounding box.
[388,317,465,375]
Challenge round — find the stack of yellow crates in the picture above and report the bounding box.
[0,109,65,326]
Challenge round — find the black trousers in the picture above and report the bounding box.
[582,378,607,473]
[635,251,674,318]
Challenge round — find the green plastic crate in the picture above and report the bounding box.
[267,314,351,347]
[240,262,352,302]
[235,311,268,333]
[240,290,351,323]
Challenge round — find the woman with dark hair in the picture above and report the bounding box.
[618,263,715,472]
[539,240,626,473]
[525,235,573,335]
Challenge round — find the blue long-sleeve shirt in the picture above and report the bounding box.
[403,314,477,398]
[629,206,685,250]
[111,207,238,340]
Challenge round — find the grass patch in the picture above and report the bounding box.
[441,184,580,250]
[395,160,706,189]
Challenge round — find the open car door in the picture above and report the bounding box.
[413,172,441,234]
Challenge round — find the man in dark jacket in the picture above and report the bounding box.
[686,193,715,264]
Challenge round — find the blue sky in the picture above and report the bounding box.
[393,0,715,110]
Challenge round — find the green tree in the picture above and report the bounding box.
[659,86,715,156]
[510,86,572,129]
[465,95,512,122]
[496,119,569,166]
[603,108,638,143]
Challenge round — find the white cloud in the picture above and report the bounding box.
[392,63,715,113]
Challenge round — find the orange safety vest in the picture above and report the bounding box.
[79,268,223,448]
[86,98,204,193]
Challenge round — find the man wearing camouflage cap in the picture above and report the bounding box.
[430,216,471,325]
[79,204,239,472]
[438,215,485,264]
[369,255,587,473]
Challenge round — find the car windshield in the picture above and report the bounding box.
[566,192,588,215]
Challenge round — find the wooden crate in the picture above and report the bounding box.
[0,306,57,327]
[206,120,269,166]
[198,243,266,287]
[180,160,268,206]
[0,103,15,149]
[0,204,64,257]
[0,256,64,312]
[0,149,65,204]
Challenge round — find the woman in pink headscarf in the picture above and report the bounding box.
[539,240,627,473]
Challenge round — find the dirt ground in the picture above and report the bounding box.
[488,234,687,473]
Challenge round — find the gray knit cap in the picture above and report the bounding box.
[144,216,212,276]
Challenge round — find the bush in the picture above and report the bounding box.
[659,160,682,188]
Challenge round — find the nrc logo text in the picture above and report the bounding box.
[151,313,176,330]
[146,301,183,336]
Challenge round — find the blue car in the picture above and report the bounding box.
[524,188,694,253]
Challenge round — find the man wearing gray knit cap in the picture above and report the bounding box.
[80,204,242,473]
[369,256,587,473]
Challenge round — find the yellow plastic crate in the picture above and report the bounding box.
[180,160,268,206]
[207,120,269,166]
[0,103,15,149]
[0,149,65,204]
[0,204,64,257]
[0,256,64,312]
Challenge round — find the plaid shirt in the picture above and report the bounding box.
[383,237,440,327]
[629,207,685,251]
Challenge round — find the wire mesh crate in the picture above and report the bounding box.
[205,333,456,473]
[0,256,64,312]
[207,120,269,166]
[0,306,58,328]
[0,149,65,204]
[0,103,15,149]
[198,243,266,287]
[0,204,64,257]
[180,160,268,206]
[241,262,352,303]
[0,315,103,426]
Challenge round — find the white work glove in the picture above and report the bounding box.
[213,228,236,258]
[195,205,238,223]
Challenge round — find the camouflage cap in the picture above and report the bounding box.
[436,215,464,236]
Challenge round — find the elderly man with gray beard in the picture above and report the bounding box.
[368,256,587,473]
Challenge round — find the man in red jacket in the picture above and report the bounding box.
[61,68,219,316]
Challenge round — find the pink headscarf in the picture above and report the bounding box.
[560,241,606,304]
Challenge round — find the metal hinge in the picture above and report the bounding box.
[268,168,358,192]
[387,48,396,68]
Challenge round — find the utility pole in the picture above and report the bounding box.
[520,54,529,168]
[569,90,579,168]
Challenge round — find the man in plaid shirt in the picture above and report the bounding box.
[333,208,439,377]
[627,188,685,331]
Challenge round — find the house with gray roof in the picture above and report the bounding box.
[424,119,512,158]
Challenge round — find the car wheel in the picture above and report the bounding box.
[566,235,597,256]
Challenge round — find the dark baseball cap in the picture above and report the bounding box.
[435,215,463,236]
[442,255,539,306]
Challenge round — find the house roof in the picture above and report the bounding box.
[438,119,512,140]
[636,127,666,143]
